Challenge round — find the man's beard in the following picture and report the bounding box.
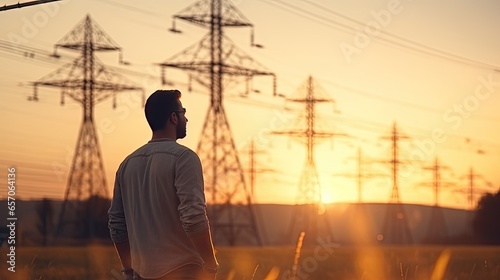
[176,121,186,139]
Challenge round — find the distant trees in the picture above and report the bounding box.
[33,196,110,244]
[0,226,8,246]
[472,190,500,245]
[35,198,54,246]
[86,195,111,239]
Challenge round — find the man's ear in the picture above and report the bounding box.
[169,112,178,124]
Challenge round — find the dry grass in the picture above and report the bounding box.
[0,245,499,279]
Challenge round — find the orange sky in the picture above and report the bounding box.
[0,0,499,209]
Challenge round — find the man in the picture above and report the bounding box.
[108,89,219,280]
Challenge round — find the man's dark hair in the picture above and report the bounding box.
[145,89,182,131]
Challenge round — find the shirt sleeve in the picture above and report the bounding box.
[108,170,129,243]
[175,149,209,237]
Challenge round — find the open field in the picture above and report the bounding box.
[0,245,499,279]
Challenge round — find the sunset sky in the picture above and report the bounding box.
[0,0,499,209]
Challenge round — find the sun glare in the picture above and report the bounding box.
[320,189,337,204]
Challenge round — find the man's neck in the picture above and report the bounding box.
[151,130,176,141]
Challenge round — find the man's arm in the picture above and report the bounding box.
[189,226,218,269]
[175,150,218,271]
[108,171,133,275]
[113,240,133,274]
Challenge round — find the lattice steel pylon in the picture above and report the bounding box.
[158,0,276,246]
[336,147,385,203]
[462,167,493,210]
[335,147,384,244]
[273,76,343,245]
[422,157,453,242]
[380,122,413,244]
[29,14,142,240]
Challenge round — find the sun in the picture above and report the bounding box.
[320,189,337,204]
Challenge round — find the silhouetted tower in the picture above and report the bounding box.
[273,76,341,244]
[159,0,276,246]
[355,148,366,203]
[463,167,493,209]
[244,139,274,198]
[336,147,383,244]
[30,14,142,239]
[242,139,274,244]
[467,167,477,209]
[337,147,384,203]
[380,122,413,244]
[422,157,452,242]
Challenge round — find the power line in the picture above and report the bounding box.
[0,0,61,12]
[0,39,157,85]
[2,8,497,128]
[298,0,500,70]
[89,0,165,18]
[260,0,500,71]
[0,40,66,64]
[258,0,351,33]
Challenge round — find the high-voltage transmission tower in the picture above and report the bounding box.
[336,147,384,203]
[421,157,453,242]
[30,14,142,240]
[244,139,274,198]
[461,167,493,210]
[273,76,343,245]
[158,0,276,246]
[334,147,383,245]
[242,139,274,244]
[379,122,413,244]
